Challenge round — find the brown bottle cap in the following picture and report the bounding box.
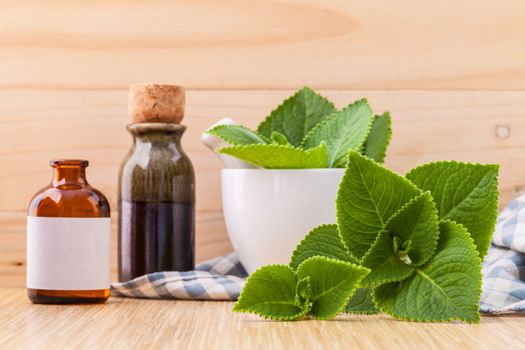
[129,84,185,124]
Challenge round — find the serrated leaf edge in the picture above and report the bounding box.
[383,191,440,267]
[405,160,500,179]
[232,264,308,321]
[371,220,482,324]
[207,124,271,145]
[365,111,392,164]
[300,99,375,167]
[295,276,313,310]
[482,166,500,258]
[289,224,357,270]
[218,142,328,169]
[256,86,336,137]
[344,287,380,315]
[232,302,309,321]
[300,98,370,148]
[333,108,373,168]
[218,143,317,153]
[270,131,291,145]
[336,150,423,258]
[345,308,380,315]
[405,161,500,258]
[359,230,415,287]
[297,256,370,320]
[344,301,380,315]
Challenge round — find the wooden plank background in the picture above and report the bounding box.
[1,0,525,287]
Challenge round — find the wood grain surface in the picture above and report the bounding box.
[2,0,525,90]
[0,288,523,349]
[2,89,525,213]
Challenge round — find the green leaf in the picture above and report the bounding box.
[218,143,327,169]
[360,231,415,287]
[289,224,358,270]
[302,99,375,167]
[373,220,482,323]
[344,287,379,314]
[336,151,421,259]
[257,87,336,147]
[270,131,291,145]
[207,124,269,145]
[384,191,440,266]
[296,257,369,319]
[360,192,441,287]
[406,161,499,257]
[364,112,392,163]
[295,277,312,310]
[233,265,308,320]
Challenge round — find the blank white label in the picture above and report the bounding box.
[27,216,111,290]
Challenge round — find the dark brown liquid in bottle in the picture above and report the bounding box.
[27,159,110,304]
[118,123,196,281]
[119,201,194,280]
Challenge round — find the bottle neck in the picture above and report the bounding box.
[127,123,186,147]
[51,160,89,187]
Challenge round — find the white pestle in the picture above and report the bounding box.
[200,118,258,169]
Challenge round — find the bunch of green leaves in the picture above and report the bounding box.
[206,87,392,168]
[233,151,499,323]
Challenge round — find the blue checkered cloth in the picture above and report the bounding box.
[480,194,525,313]
[112,197,525,308]
[111,253,247,300]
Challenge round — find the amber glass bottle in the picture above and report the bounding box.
[27,160,111,304]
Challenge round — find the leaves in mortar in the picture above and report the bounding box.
[257,87,336,147]
[233,265,309,320]
[270,131,291,145]
[218,142,327,169]
[373,220,482,323]
[363,112,392,163]
[405,161,499,257]
[344,287,378,315]
[289,224,358,270]
[207,124,269,145]
[302,99,375,167]
[336,151,421,259]
[296,256,370,319]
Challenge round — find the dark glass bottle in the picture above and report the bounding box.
[27,160,111,304]
[118,123,195,281]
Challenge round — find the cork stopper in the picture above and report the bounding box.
[129,84,185,124]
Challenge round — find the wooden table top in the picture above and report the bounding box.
[1,288,524,349]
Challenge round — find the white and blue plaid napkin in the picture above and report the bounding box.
[480,194,525,314]
[111,253,247,300]
[112,195,525,313]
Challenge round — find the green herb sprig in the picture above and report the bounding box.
[233,151,499,323]
[207,87,392,168]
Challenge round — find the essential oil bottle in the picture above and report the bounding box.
[118,84,195,281]
[27,159,111,304]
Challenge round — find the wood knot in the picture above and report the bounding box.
[495,124,510,139]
